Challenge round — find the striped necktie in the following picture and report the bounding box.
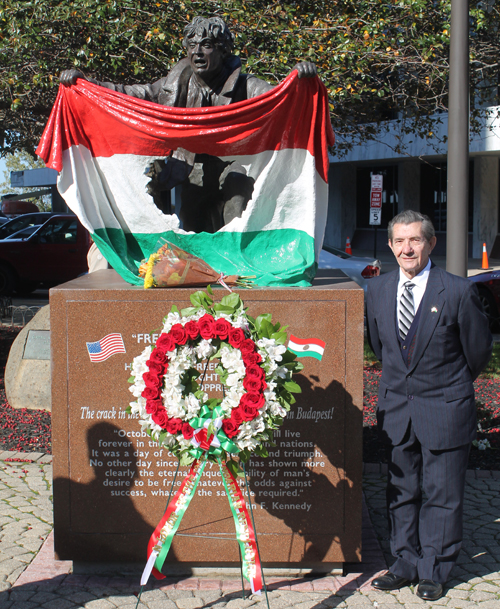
[399,281,415,340]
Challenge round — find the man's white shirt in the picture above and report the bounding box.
[396,259,432,315]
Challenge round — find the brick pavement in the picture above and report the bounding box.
[1,452,500,608]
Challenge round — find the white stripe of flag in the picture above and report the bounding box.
[86,333,126,362]
[288,334,326,361]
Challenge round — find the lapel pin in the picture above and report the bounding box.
[431,306,438,313]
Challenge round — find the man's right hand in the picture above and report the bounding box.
[59,69,86,86]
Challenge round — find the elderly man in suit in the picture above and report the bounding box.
[366,210,492,601]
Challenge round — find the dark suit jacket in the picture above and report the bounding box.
[366,264,492,450]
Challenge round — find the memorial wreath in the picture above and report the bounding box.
[127,289,303,593]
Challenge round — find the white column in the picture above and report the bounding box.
[472,156,498,258]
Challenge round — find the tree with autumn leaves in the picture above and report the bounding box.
[1,0,499,158]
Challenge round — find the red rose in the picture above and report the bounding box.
[222,418,240,438]
[245,364,265,382]
[231,407,245,425]
[243,352,262,366]
[198,314,216,339]
[170,324,187,345]
[145,361,164,376]
[184,320,200,340]
[243,376,266,393]
[240,403,258,421]
[149,348,166,364]
[152,410,169,428]
[142,386,161,400]
[156,333,175,352]
[143,371,162,389]
[241,391,265,411]
[166,418,183,435]
[145,399,163,414]
[240,338,256,356]
[228,327,245,349]
[182,422,195,439]
[214,318,231,340]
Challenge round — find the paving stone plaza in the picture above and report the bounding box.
[1,452,500,608]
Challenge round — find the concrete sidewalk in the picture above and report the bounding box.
[1,452,500,608]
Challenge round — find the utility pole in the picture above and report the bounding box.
[446,0,469,277]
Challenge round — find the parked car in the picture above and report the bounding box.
[0,212,54,240]
[0,209,9,224]
[3,225,42,240]
[469,271,500,330]
[318,244,381,291]
[0,214,91,295]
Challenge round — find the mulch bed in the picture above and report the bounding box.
[1,326,499,468]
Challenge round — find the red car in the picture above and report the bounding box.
[469,271,500,331]
[0,214,91,295]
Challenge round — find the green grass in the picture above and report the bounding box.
[364,340,380,367]
[364,340,500,378]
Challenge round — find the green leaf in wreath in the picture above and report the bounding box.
[180,306,199,317]
[220,293,242,309]
[254,446,269,458]
[226,459,244,477]
[213,303,236,314]
[125,405,132,414]
[207,284,214,295]
[180,453,195,467]
[281,349,298,364]
[271,330,288,344]
[127,375,135,383]
[258,318,274,338]
[255,313,272,333]
[239,448,251,463]
[284,380,302,393]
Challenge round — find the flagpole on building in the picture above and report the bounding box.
[446,0,469,277]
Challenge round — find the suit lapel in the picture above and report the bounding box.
[408,265,445,372]
[384,270,400,346]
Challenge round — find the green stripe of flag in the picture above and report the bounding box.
[93,227,317,287]
[288,347,323,360]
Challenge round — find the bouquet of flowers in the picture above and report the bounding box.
[138,240,253,290]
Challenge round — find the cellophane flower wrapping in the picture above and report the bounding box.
[139,240,239,289]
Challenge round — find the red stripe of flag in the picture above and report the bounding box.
[36,73,334,182]
[289,334,326,349]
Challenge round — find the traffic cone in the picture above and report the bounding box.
[345,237,352,255]
[482,242,489,269]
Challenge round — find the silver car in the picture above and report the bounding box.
[318,244,381,291]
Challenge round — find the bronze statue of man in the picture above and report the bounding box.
[60,16,316,233]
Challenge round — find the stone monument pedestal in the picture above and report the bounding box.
[50,269,364,573]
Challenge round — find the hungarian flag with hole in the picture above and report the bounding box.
[36,72,334,287]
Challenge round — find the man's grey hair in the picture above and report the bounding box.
[183,16,234,54]
[388,210,435,242]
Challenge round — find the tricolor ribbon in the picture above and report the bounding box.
[218,457,262,594]
[188,405,239,458]
[141,411,262,594]
[217,273,233,293]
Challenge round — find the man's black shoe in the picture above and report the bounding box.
[416,580,444,601]
[372,572,410,591]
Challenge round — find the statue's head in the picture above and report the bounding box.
[183,16,234,83]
